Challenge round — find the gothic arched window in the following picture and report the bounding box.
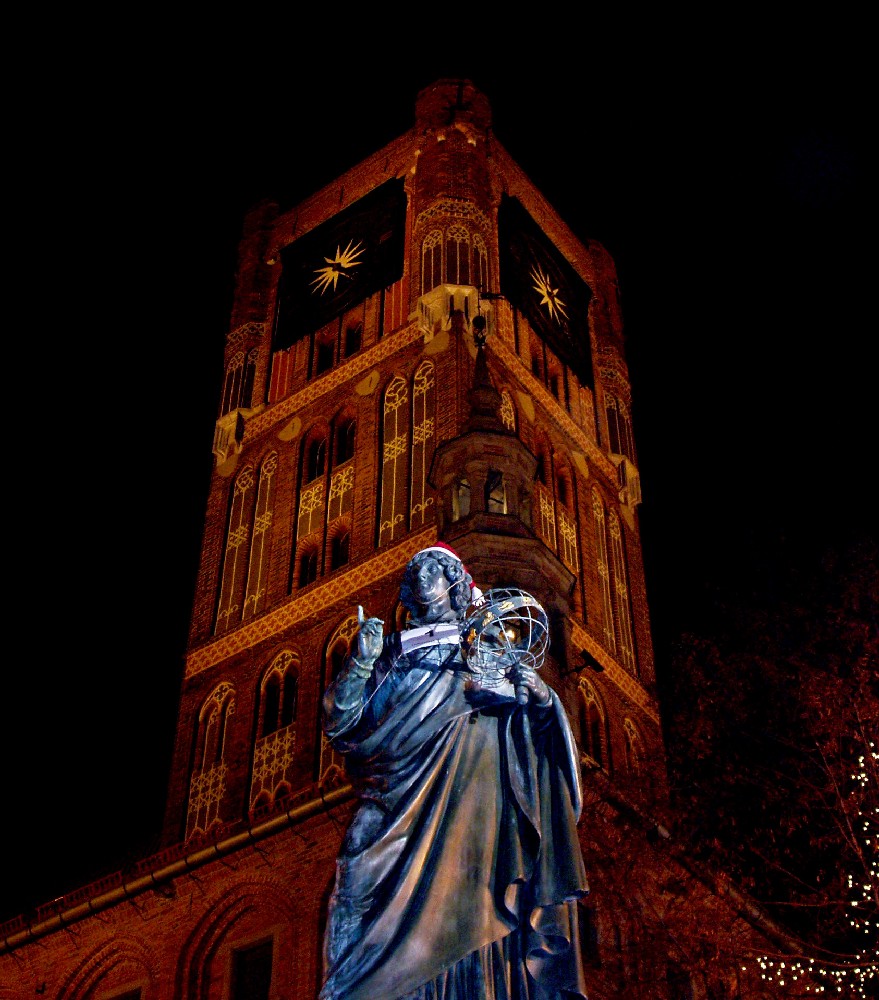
[410,360,436,528]
[221,347,258,415]
[556,463,578,572]
[334,417,356,466]
[592,489,616,655]
[471,233,488,293]
[605,392,636,463]
[318,616,361,784]
[242,451,278,622]
[250,651,299,813]
[215,465,255,633]
[297,547,319,588]
[297,427,329,546]
[486,470,507,514]
[187,682,235,839]
[446,224,471,285]
[608,510,637,674]
[578,680,608,770]
[306,435,327,483]
[421,229,443,295]
[623,718,644,776]
[453,478,471,522]
[499,390,516,432]
[378,374,409,545]
[344,321,362,357]
[330,530,350,570]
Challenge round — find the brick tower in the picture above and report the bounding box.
[1,78,802,1000]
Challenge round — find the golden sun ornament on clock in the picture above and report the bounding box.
[530,264,568,323]
[311,239,366,296]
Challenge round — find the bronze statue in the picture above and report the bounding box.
[320,543,588,999]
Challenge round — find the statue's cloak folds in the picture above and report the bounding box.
[321,632,589,999]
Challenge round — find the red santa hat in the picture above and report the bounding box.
[416,543,484,604]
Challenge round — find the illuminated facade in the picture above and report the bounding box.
[1,80,806,1000]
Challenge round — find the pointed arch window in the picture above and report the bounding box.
[421,229,443,295]
[453,478,471,521]
[314,332,335,376]
[306,436,327,482]
[297,430,329,544]
[446,224,472,285]
[344,321,363,357]
[471,233,488,293]
[187,682,235,839]
[578,680,608,769]
[608,510,637,674]
[330,530,350,570]
[410,360,436,528]
[297,547,319,588]
[605,392,636,463]
[499,390,516,432]
[623,718,644,776]
[242,452,277,621]
[486,470,507,514]
[334,417,356,466]
[221,347,258,416]
[250,651,299,813]
[215,465,255,633]
[378,374,409,545]
[556,465,578,572]
[592,489,616,655]
[319,615,361,785]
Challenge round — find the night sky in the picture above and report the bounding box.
[3,31,867,925]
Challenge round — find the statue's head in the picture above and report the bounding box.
[400,544,481,621]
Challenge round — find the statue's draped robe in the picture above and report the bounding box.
[320,626,589,1000]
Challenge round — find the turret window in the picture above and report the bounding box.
[453,478,471,521]
[499,390,516,432]
[486,470,507,514]
[221,347,257,415]
[605,393,636,463]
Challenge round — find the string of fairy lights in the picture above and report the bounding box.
[743,741,878,996]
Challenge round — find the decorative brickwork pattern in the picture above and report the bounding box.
[185,528,436,677]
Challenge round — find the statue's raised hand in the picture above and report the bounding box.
[355,605,385,665]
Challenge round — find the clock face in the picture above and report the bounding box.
[530,263,569,325]
[311,239,366,297]
[273,179,406,352]
[498,195,593,389]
